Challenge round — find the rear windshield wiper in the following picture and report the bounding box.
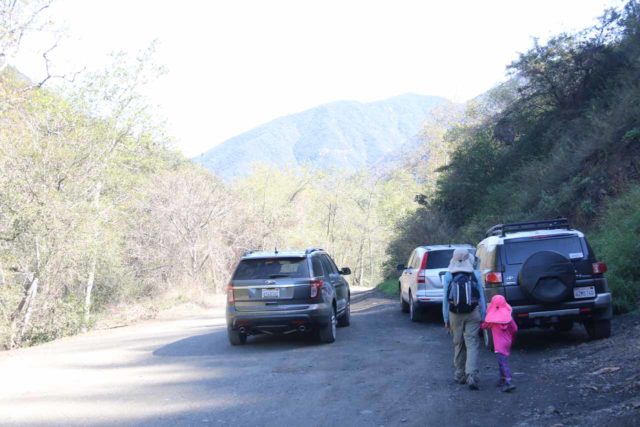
[268,273,290,278]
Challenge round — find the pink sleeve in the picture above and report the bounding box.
[509,319,518,335]
[480,322,490,330]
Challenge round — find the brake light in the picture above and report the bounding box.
[592,262,607,274]
[417,253,428,284]
[310,278,324,298]
[420,253,428,269]
[226,283,234,304]
[485,272,503,286]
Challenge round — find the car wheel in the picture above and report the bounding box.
[228,327,247,346]
[400,285,409,313]
[319,307,337,343]
[483,329,494,351]
[409,293,421,322]
[553,321,574,333]
[337,299,351,327]
[584,319,611,340]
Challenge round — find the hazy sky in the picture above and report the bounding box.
[14,0,622,157]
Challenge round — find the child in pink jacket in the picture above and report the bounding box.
[481,294,518,392]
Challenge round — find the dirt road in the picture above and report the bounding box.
[0,290,637,426]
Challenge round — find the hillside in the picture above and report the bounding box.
[193,94,453,179]
[385,0,640,313]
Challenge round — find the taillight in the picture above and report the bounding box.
[310,278,324,298]
[226,283,234,304]
[420,253,428,269]
[485,272,503,286]
[417,253,428,284]
[592,262,607,274]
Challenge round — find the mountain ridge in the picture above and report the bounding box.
[193,93,454,179]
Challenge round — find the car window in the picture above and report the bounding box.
[478,244,496,273]
[327,255,340,273]
[233,257,309,279]
[407,251,416,269]
[504,235,584,265]
[425,250,454,269]
[311,256,324,277]
[320,256,336,275]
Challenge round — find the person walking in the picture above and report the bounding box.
[442,248,486,390]
[481,295,518,392]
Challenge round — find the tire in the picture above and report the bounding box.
[584,319,611,340]
[553,321,574,333]
[483,329,494,352]
[228,327,247,346]
[337,299,351,327]
[519,251,576,304]
[400,285,410,313]
[409,293,421,322]
[319,307,337,343]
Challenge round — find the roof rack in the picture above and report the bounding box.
[485,218,570,237]
[243,250,256,256]
[305,247,324,255]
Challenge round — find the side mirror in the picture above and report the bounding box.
[339,267,351,275]
[396,264,405,272]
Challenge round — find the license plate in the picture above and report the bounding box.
[262,288,279,298]
[574,286,595,299]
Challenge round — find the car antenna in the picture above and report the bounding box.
[274,246,278,254]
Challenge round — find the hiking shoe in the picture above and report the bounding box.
[496,378,506,387]
[454,374,466,385]
[467,377,479,390]
[501,383,516,393]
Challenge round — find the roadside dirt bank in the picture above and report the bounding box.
[514,309,640,427]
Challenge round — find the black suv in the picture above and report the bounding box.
[476,219,612,343]
[226,248,351,345]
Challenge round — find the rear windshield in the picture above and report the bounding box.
[504,235,585,265]
[426,249,475,269]
[233,257,309,280]
[426,250,454,269]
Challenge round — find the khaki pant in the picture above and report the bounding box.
[449,306,481,382]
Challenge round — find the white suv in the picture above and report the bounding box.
[397,244,475,321]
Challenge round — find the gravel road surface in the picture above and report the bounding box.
[0,289,636,427]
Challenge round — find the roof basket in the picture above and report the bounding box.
[485,218,571,237]
[305,247,324,255]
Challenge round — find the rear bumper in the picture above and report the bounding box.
[226,303,332,334]
[415,289,444,307]
[512,292,612,326]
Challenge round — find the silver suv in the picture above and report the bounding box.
[397,244,475,321]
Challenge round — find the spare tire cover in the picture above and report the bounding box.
[518,251,576,303]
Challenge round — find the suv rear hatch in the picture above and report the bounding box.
[231,257,314,312]
[501,234,597,305]
[424,249,454,289]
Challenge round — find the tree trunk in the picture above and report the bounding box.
[18,277,38,342]
[9,275,39,348]
[0,262,5,285]
[82,255,97,331]
[10,237,41,348]
[83,181,102,331]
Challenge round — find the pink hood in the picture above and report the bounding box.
[485,295,513,324]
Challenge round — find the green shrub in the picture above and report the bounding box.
[377,278,399,296]
[591,185,640,313]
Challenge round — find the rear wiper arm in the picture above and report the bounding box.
[268,273,290,278]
